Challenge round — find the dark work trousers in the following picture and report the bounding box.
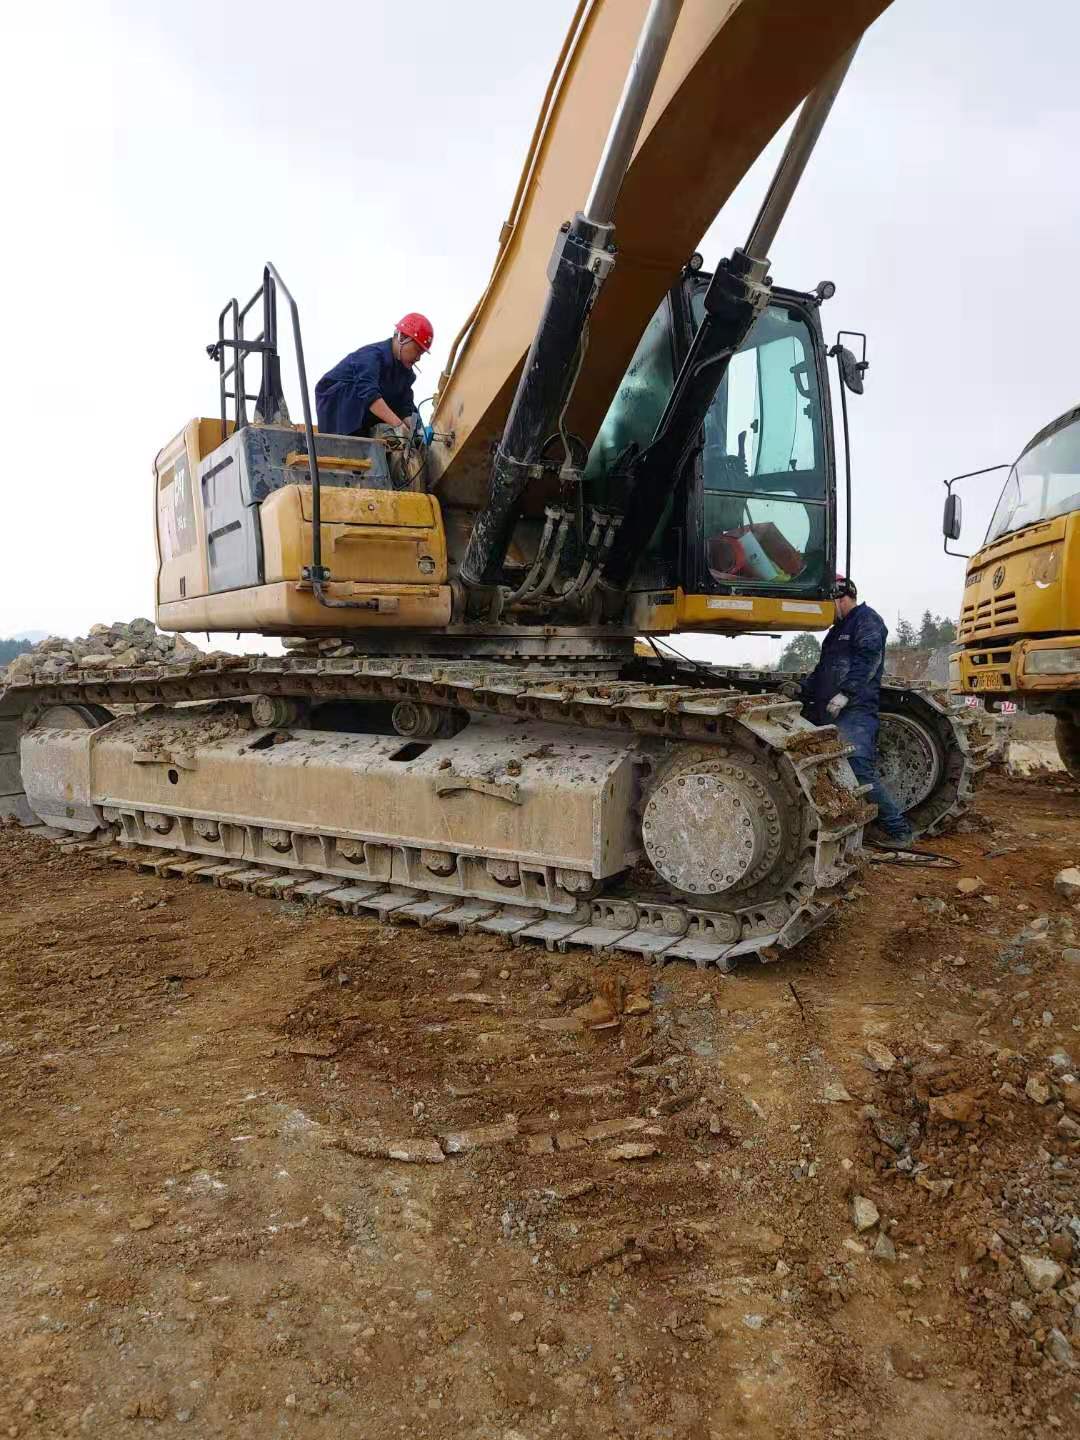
[835,707,912,839]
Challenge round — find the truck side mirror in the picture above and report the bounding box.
[943,492,962,541]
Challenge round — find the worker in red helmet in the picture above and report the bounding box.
[315,313,434,441]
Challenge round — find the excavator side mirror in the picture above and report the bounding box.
[830,331,869,396]
[943,492,962,541]
[836,345,865,395]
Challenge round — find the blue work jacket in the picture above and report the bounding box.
[800,602,888,724]
[314,338,416,437]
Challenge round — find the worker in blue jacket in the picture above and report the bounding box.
[799,577,914,846]
[315,312,434,439]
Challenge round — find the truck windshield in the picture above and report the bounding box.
[693,294,828,589]
[986,413,1080,544]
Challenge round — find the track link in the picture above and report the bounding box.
[28,826,809,973]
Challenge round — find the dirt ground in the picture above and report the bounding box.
[2,774,1079,1439]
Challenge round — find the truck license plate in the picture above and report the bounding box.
[971,672,1005,689]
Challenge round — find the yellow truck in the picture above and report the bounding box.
[943,404,1080,778]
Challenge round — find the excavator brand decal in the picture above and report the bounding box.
[160,458,196,561]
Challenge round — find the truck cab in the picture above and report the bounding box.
[943,404,1080,776]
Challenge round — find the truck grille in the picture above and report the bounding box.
[959,590,1018,639]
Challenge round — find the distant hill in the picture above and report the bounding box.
[12,630,47,643]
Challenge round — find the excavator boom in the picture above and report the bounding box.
[431,0,889,512]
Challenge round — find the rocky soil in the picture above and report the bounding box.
[1,621,207,682]
[0,773,1078,1438]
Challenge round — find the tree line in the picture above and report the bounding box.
[0,638,32,667]
[778,610,957,672]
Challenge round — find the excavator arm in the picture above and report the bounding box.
[431,0,891,524]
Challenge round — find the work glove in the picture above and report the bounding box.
[423,423,434,446]
[826,692,849,719]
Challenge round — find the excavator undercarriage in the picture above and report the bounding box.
[0,649,988,968]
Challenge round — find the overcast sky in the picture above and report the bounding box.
[3,0,1078,664]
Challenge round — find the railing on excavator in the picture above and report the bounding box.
[207,264,336,596]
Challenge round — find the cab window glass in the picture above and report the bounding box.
[694,294,828,589]
[584,300,674,494]
[986,414,1080,544]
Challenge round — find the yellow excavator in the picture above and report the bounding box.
[1,0,985,966]
[943,405,1080,778]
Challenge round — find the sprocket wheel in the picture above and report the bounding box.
[640,748,791,900]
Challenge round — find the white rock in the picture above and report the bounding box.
[1006,739,1066,776]
[865,1040,896,1073]
[823,1083,852,1103]
[1046,1328,1075,1368]
[1055,868,1080,900]
[1025,1075,1051,1105]
[852,1195,880,1233]
[1020,1253,1064,1293]
[873,1232,897,1262]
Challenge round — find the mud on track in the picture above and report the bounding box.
[0,773,1078,1438]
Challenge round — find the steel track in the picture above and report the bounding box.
[1,654,875,966]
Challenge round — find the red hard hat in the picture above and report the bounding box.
[395,312,434,353]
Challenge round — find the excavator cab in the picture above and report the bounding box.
[585,267,842,634]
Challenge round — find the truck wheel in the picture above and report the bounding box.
[1055,714,1080,781]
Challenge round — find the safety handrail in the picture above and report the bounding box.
[208,264,383,611]
[260,263,326,583]
[209,283,274,433]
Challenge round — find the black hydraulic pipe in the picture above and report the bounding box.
[600,43,860,594]
[599,247,771,590]
[837,359,853,589]
[459,0,685,590]
[459,213,613,587]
